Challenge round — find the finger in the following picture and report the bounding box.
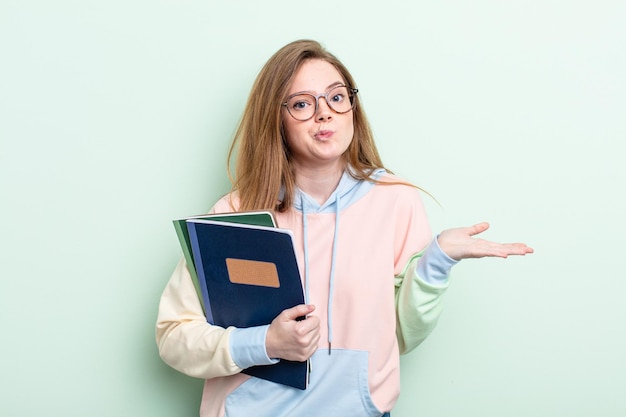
[296,314,320,334]
[503,243,534,255]
[282,304,316,321]
[484,242,534,258]
[468,222,490,237]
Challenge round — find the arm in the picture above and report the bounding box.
[395,238,456,354]
[156,259,320,377]
[395,223,533,353]
[157,196,282,376]
[156,258,243,379]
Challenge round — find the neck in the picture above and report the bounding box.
[294,163,345,206]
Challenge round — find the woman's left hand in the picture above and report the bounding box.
[437,222,534,261]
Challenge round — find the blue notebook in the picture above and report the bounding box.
[173,211,277,313]
[186,219,308,390]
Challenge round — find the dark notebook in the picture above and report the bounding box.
[186,219,308,389]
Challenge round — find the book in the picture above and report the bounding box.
[172,211,277,313]
[186,218,308,390]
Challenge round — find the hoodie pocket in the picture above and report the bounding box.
[225,349,382,417]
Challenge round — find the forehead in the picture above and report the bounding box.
[288,59,344,94]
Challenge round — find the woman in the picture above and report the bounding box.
[156,39,533,417]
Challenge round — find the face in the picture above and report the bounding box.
[282,59,355,172]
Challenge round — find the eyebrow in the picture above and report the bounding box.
[287,81,344,97]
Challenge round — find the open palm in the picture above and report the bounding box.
[437,222,534,261]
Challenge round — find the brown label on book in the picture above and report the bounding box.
[225,258,280,288]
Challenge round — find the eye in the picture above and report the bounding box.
[330,93,345,103]
[288,95,314,111]
[328,86,349,104]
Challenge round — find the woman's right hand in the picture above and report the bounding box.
[265,304,320,362]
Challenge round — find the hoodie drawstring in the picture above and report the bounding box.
[327,193,340,354]
[302,192,311,305]
[301,192,340,355]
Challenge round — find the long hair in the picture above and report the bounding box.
[227,39,388,212]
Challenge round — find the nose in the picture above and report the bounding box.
[315,97,333,121]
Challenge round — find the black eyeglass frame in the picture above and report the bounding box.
[282,85,359,121]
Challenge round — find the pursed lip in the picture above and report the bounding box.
[314,129,334,140]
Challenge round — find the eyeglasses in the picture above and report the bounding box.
[283,85,358,121]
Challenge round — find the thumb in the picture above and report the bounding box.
[468,222,490,237]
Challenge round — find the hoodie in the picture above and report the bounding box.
[156,170,456,417]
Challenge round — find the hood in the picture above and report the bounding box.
[292,168,386,215]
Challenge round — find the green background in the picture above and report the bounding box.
[2,1,624,416]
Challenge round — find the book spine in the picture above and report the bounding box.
[173,220,206,313]
[186,221,214,324]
